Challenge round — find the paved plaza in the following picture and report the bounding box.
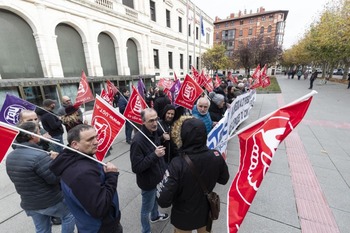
[0,75,349,232]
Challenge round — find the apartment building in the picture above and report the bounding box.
[214,7,288,57]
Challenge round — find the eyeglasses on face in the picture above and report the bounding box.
[146,118,158,123]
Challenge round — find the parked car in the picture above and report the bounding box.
[333,68,344,75]
[316,68,323,74]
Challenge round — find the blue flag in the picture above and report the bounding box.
[200,15,205,36]
[0,94,36,125]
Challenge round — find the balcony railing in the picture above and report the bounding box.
[95,0,113,9]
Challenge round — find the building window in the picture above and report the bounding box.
[269,15,274,20]
[248,28,253,35]
[188,24,191,36]
[196,27,199,39]
[215,24,220,28]
[231,21,234,26]
[150,1,156,22]
[122,0,134,8]
[166,10,171,28]
[225,22,229,27]
[240,20,244,25]
[261,16,266,21]
[189,55,192,69]
[168,52,173,69]
[267,25,272,33]
[180,54,183,69]
[260,27,264,34]
[239,29,243,36]
[216,32,219,40]
[196,57,199,70]
[178,17,182,32]
[153,49,159,69]
[206,32,210,44]
[249,18,254,24]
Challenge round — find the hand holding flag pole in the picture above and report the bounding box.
[0,121,107,166]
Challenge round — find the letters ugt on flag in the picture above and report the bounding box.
[123,86,147,125]
[91,95,125,161]
[228,94,314,233]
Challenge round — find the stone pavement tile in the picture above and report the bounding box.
[332,208,350,233]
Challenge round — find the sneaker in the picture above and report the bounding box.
[150,213,169,223]
[51,216,61,225]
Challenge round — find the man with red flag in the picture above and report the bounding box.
[227,92,315,233]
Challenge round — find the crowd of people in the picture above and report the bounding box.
[5,74,253,232]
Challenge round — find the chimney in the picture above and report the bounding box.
[238,10,241,17]
[215,16,219,22]
[230,13,235,18]
[244,9,247,14]
[250,9,252,14]
[259,7,265,13]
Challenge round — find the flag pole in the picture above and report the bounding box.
[186,0,189,75]
[214,90,318,149]
[121,117,157,148]
[0,121,107,166]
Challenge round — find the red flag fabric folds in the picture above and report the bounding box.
[174,74,203,110]
[91,95,125,161]
[76,70,95,104]
[0,123,19,163]
[123,86,147,125]
[228,95,313,233]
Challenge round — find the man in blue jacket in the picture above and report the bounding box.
[50,124,122,233]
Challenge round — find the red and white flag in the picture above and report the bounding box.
[261,65,271,88]
[227,93,314,233]
[100,89,113,105]
[0,123,19,163]
[191,66,205,86]
[157,78,174,90]
[203,76,214,92]
[91,95,125,161]
[174,74,203,110]
[106,80,118,99]
[123,86,147,125]
[214,74,221,88]
[76,70,95,104]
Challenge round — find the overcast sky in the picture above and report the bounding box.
[190,0,331,49]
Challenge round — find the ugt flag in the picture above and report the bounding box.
[0,94,36,125]
[123,86,147,125]
[0,122,19,163]
[175,74,203,110]
[228,92,314,233]
[76,70,95,104]
[91,95,125,161]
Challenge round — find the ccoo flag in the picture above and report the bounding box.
[228,92,315,233]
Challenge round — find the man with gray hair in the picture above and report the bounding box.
[130,108,169,233]
[191,97,213,134]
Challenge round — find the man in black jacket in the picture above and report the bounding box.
[6,122,75,232]
[130,108,169,233]
[40,99,64,152]
[50,124,122,233]
[157,117,229,232]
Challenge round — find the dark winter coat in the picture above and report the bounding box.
[6,142,62,210]
[39,110,64,137]
[157,118,229,230]
[50,149,121,233]
[130,125,167,191]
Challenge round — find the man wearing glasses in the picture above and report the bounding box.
[57,96,83,121]
[130,108,169,233]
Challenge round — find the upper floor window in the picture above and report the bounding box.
[122,0,134,9]
[188,24,191,37]
[249,18,254,24]
[216,32,219,40]
[153,49,159,69]
[180,54,184,69]
[168,52,173,69]
[196,27,199,39]
[267,25,272,33]
[261,16,266,21]
[239,29,243,36]
[225,22,229,27]
[240,20,244,25]
[178,17,182,32]
[269,15,274,20]
[260,27,264,34]
[150,1,156,22]
[166,10,171,28]
[248,28,253,35]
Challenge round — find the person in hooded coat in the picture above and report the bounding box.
[156,117,229,232]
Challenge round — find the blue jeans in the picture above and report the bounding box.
[51,134,64,153]
[125,121,133,142]
[25,200,75,233]
[141,189,159,233]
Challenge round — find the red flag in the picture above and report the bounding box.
[228,95,314,233]
[123,86,148,124]
[174,74,203,110]
[260,65,271,88]
[0,124,19,163]
[191,66,204,86]
[214,74,221,88]
[157,78,174,90]
[174,72,178,81]
[100,89,113,105]
[203,76,214,92]
[163,88,173,103]
[91,95,125,161]
[106,80,118,98]
[251,64,261,80]
[76,70,95,104]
